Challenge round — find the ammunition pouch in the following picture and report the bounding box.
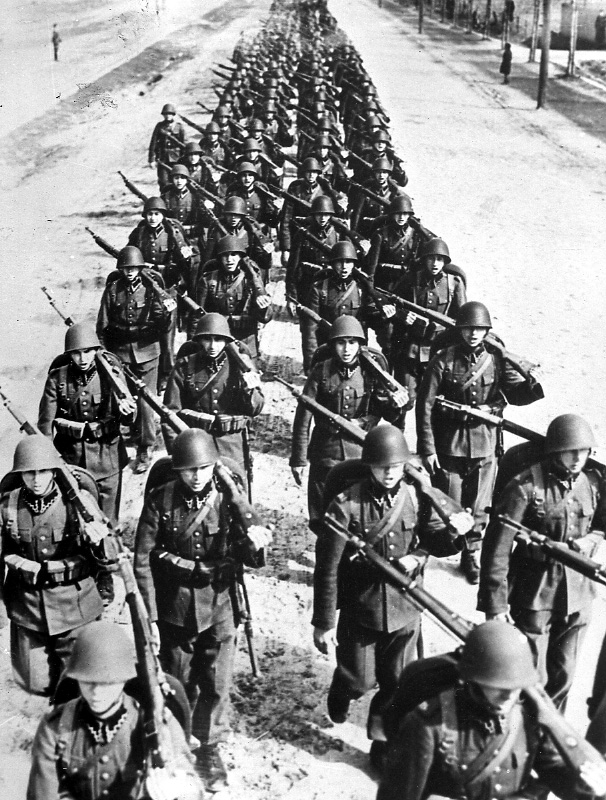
[54,418,119,442]
[4,554,89,587]
[178,410,250,436]
[54,419,87,440]
[150,550,236,588]
[214,415,249,435]
[178,409,214,432]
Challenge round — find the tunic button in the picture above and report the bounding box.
[72,768,79,774]
[495,784,502,791]
[195,543,201,549]
[41,548,48,554]
[246,513,252,518]
[100,755,109,764]
[101,772,110,781]
[40,535,46,541]
[388,544,395,550]
[388,532,394,537]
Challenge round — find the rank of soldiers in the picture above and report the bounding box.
[2,0,606,798]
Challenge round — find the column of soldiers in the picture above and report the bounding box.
[2,1,606,799]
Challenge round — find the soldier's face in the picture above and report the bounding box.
[178,464,214,493]
[472,684,521,716]
[314,212,332,228]
[224,214,243,229]
[70,347,97,372]
[163,113,175,124]
[220,252,241,272]
[333,336,360,364]
[333,259,355,280]
[79,681,125,716]
[199,335,227,359]
[241,173,256,189]
[173,176,187,191]
[318,147,329,159]
[22,469,55,496]
[246,151,259,163]
[207,133,219,144]
[120,266,142,283]
[459,326,489,349]
[425,255,446,276]
[557,449,590,475]
[373,141,387,154]
[375,170,389,186]
[188,154,201,165]
[304,170,320,185]
[392,212,411,227]
[145,210,163,228]
[370,462,405,490]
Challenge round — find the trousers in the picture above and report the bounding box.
[435,453,498,545]
[11,622,78,695]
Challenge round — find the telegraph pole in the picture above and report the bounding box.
[537,0,551,108]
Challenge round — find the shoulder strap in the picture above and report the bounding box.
[56,699,80,761]
[459,350,492,393]
[464,702,524,789]
[6,489,21,540]
[529,462,546,507]
[366,482,414,547]
[183,486,220,539]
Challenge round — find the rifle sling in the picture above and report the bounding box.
[366,482,412,548]
[459,351,492,393]
[183,486,220,540]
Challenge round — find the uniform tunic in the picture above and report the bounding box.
[279,178,328,251]
[367,222,423,291]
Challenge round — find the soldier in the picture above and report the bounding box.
[350,157,405,239]
[161,164,205,246]
[416,301,544,583]
[198,121,232,170]
[148,103,186,191]
[163,313,264,480]
[0,436,109,696]
[358,129,407,186]
[203,195,273,275]
[27,621,202,800]
[479,414,606,711]
[223,161,281,228]
[134,428,272,791]
[279,157,329,264]
[195,235,271,359]
[390,237,467,417]
[290,316,407,531]
[97,246,171,473]
[178,140,218,192]
[366,194,422,291]
[379,620,606,800]
[313,425,465,768]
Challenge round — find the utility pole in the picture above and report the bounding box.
[537,0,551,108]
[566,0,579,76]
[529,0,540,61]
[484,0,492,39]
[419,0,425,32]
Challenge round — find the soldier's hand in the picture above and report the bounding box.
[422,454,441,476]
[398,555,423,574]
[287,301,298,317]
[281,250,290,267]
[256,294,271,309]
[337,195,348,212]
[390,388,409,408]
[242,371,262,390]
[570,532,603,558]
[204,198,215,209]
[150,621,161,654]
[579,760,606,796]
[449,510,475,537]
[82,519,109,546]
[381,304,396,319]
[149,161,156,169]
[359,238,371,255]
[247,524,272,551]
[146,766,201,800]
[163,297,178,313]
[291,466,306,486]
[405,311,419,326]
[313,626,337,655]
[273,197,285,211]
[179,245,193,259]
[486,612,512,624]
[262,241,274,253]
[118,396,138,416]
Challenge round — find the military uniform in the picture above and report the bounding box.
[97,273,170,452]
[290,355,401,527]
[279,178,328,252]
[314,474,462,739]
[148,120,186,190]
[367,221,422,291]
[38,353,133,524]
[0,484,105,694]
[416,341,543,545]
[308,271,376,351]
[479,460,606,709]
[161,184,203,243]
[162,344,264,475]
[134,472,265,747]
[350,181,402,238]
[378,685,581,800]
[203,219,271,274]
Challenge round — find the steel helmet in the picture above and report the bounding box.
[117,246,145,269]
[372,129,390,143]
[263,100,278,113]
[388,194,414,215]
[373,156,393,173]
[330,240,358,262]
[205,121,221,134]
[215,105,231,118]
[170,164,190,178]
[420,237,451,264]
[184,141,203,155]
[161,103,176,115]
[314,134,331,148]
[223,196,247,216]
[544,414,596,454]
[237,161,258,175]
[366,115,382,128]
[248,118,265,132]
[66,621,137,683]
[302,157,322,173]
[458,621,538,689]
[311,195,334,215]
[317,116,333,131]
[265,76,279,88]
[242,137,262,152]
[329,315,366,342]
[142,196,167,216]
[12,435,62,473]
[455,301,492,329]
[64,323,101,353]
[216,234,247,256]
[172,429,217,470]
[362,424,411,466]
[193,312,234,341]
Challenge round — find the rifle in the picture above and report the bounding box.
[196,101,215,115]
[211,68,233,81]
[498,515,606,588]
[291,213,370,258]
[85,226,119,259]
[0,390,199,780]
[272,375,472,531]
[165,131,185,152]
[118,171,148,203]
[178,113,206,135]
[41,286,75,326]
[156,160,229,235]
[358,276,540,382]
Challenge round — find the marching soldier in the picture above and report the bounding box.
[134,429,272,791]
[148,103,186,191]
[163,313,264,480]
[379,620,606,800]
[97,246,171,473]
[195,235,271,358]
[416,301,544,583]
[313,425,466,768]
[178,140,219,192]
[223,161,281,227]
[203,195,273,275]
[0,436,109,696]
[27,621,202,800]
[198,121,232,170]
[479,414,606,711]
[390,237,466,416]
[279,157,329,264]
[366,194,422,291]
[290,316,407,531]
[161,164,204,243]
[351,158,406,239]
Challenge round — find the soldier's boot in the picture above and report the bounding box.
[196,744,228,793]
[134,447,153,475]
[327,681,351,724]
[369,740,388,773]
[460,548,480,584]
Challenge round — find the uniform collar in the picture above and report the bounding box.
[21,484,59,515]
